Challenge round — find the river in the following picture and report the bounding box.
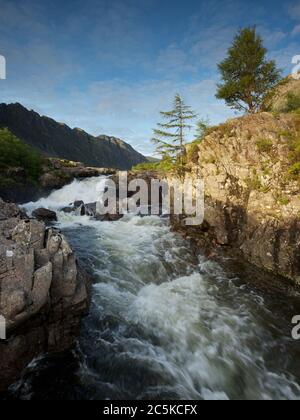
[8,176,300,400]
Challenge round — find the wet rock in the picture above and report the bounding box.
[78,201,123,221]
[0,198,91,391]
[61,206,74,213]
[73,200,84,209]
[80,203,97,217]
[32,208,57,222]
[95,213,123,222]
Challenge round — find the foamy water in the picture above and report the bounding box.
[15,176,300,400]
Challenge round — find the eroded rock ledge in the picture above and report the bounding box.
[0,198,90,391]
[177,112,300,286]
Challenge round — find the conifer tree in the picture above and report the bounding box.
[216,27,281,113]
[152,94,196,159]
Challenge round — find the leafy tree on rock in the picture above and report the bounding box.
[216,27,281,113]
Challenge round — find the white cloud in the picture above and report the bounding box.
[292,24,300,35]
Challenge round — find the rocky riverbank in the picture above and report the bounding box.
[0,158,116,204]
[0,198,91,391]
[178,111,300,285]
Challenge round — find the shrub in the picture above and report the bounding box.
[256,139,273,153]
[245,175,262,191]
[218,122,233,137]
[287,136,300,162]
[132,156,175,173]
[285,93,300,113]
[0,128,43,181]
[186,141,201,163]
[276,194,290,206]
[289,162,300,177]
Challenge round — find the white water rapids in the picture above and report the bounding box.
[16,176,300,400]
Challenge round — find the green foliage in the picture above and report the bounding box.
[194,117,211,141]
[132,162,160,172]
[245,175,263,191]
[278,196,290,206]
[0,128,43,181]
[256,139,273,153]
[216,27,281,113]
[0,176,17,188]
[287,136,300,161]
[152,94,196,159]
[217,122,233,136]
[261,77,290,112]
[132,155,175,173]
[289,162,300,176]
[186,141,201,163]
[204,126,219,136]
[284,93,300,113]
[273,191,290,206]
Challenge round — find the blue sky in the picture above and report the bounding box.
[0,0,300,155]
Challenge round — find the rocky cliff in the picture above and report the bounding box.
[0,198,90,390]
[178,109,300,285]
[0,103,146,170]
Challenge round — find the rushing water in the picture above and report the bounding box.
[10,176,300,400]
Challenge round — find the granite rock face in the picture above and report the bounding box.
[0,198,90,391]
[177,112,300,284]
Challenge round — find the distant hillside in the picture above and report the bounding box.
[146,156,161,163]
[0,103,146,170]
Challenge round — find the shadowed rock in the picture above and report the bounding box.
[32,208,57,222]
[0,198,91,391]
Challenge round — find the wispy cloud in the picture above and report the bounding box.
[0,0,299,155]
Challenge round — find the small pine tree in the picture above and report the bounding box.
[216,27,281,113]
[152,94,196,160]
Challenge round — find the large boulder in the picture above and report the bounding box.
[0,199,90,391]
[32,208,57,222]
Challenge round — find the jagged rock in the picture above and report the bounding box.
[78,202,123,221]
[81,203,97,217]
[0,198,90,391]
[0,198,21,220]
[32,208,57,222]
[171,111,300,284]
[73,200,84,209]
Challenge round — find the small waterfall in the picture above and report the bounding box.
[14,176,300,400]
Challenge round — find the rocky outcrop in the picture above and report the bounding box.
[0,158,117,204]
[32,208,57,222]
[0,103,146,170]
[0,198,90,390]
[178,112,300,285]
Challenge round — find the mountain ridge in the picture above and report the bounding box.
[0,103,146,170]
